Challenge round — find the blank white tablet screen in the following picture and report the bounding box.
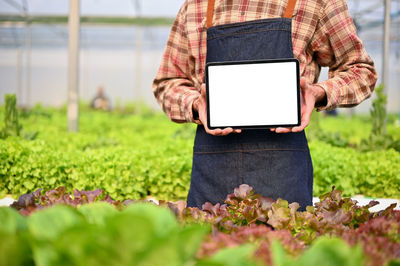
[207,61,299,128]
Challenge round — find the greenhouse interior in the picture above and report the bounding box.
[0,0,400,265]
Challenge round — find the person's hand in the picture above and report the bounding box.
[271,77,326,133]
[193,84,242,136]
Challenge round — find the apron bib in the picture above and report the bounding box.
[187,0,313,211]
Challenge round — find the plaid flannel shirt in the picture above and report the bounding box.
[153,0,378,123]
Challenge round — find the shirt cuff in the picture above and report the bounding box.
[183,91,201,124]
[314,81,340,112]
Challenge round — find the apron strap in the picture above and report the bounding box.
[283,0,298,18]
[206,0,216,29]
[206,0,297,28]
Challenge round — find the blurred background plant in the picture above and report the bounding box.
[0,94,21,138]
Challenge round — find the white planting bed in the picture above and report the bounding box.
[313,197,400,212]
[1,196,399,212]
[0,196,15,207]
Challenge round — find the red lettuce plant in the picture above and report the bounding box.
[8,184,400,265]
[10,187,125,215]
[161,184,400,265]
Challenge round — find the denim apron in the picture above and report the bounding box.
[187,0,313,211]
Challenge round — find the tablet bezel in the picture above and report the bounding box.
[205,58,301,130]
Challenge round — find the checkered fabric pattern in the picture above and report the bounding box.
[153,0,378,123]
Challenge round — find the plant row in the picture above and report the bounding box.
[1,135,399,201]
[2,185,399,266]
[1,106,399,200]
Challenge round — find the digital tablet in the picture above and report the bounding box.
[205,58,301,130]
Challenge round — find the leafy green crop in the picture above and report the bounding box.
[272,238,365,266]
[1,203,210,266]
[0,105,399,200]
[0,207,33,266]
[310,141,400,198]
[0,107,194,200]
[5,184,400,266]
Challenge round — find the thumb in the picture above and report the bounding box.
[300,77,308,91]
[201,84,206,97]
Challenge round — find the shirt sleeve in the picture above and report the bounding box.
[152,3,201,124]
[311,0,378,111]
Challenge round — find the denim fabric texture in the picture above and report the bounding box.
[187,17,313,211]
[206,18,293,62]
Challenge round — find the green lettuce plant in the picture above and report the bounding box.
[4,185,400,266]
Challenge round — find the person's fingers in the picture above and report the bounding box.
[291,78,310,132]
[302,105,313,127]
[275,127,292,133]
[292,112,309,132]
[201,84,207,98]
[292,100,314,132]
[203,125,211,134]
[214,128,241,135]
[205,127,220,136]
[291,116,305,131]
[300,77,308,91]
[220,127,234,135]
[270,128,276,132]
[205,126,242,136]
[292,121,307,132]
[205,126,228,136]
[213,129,223,135]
